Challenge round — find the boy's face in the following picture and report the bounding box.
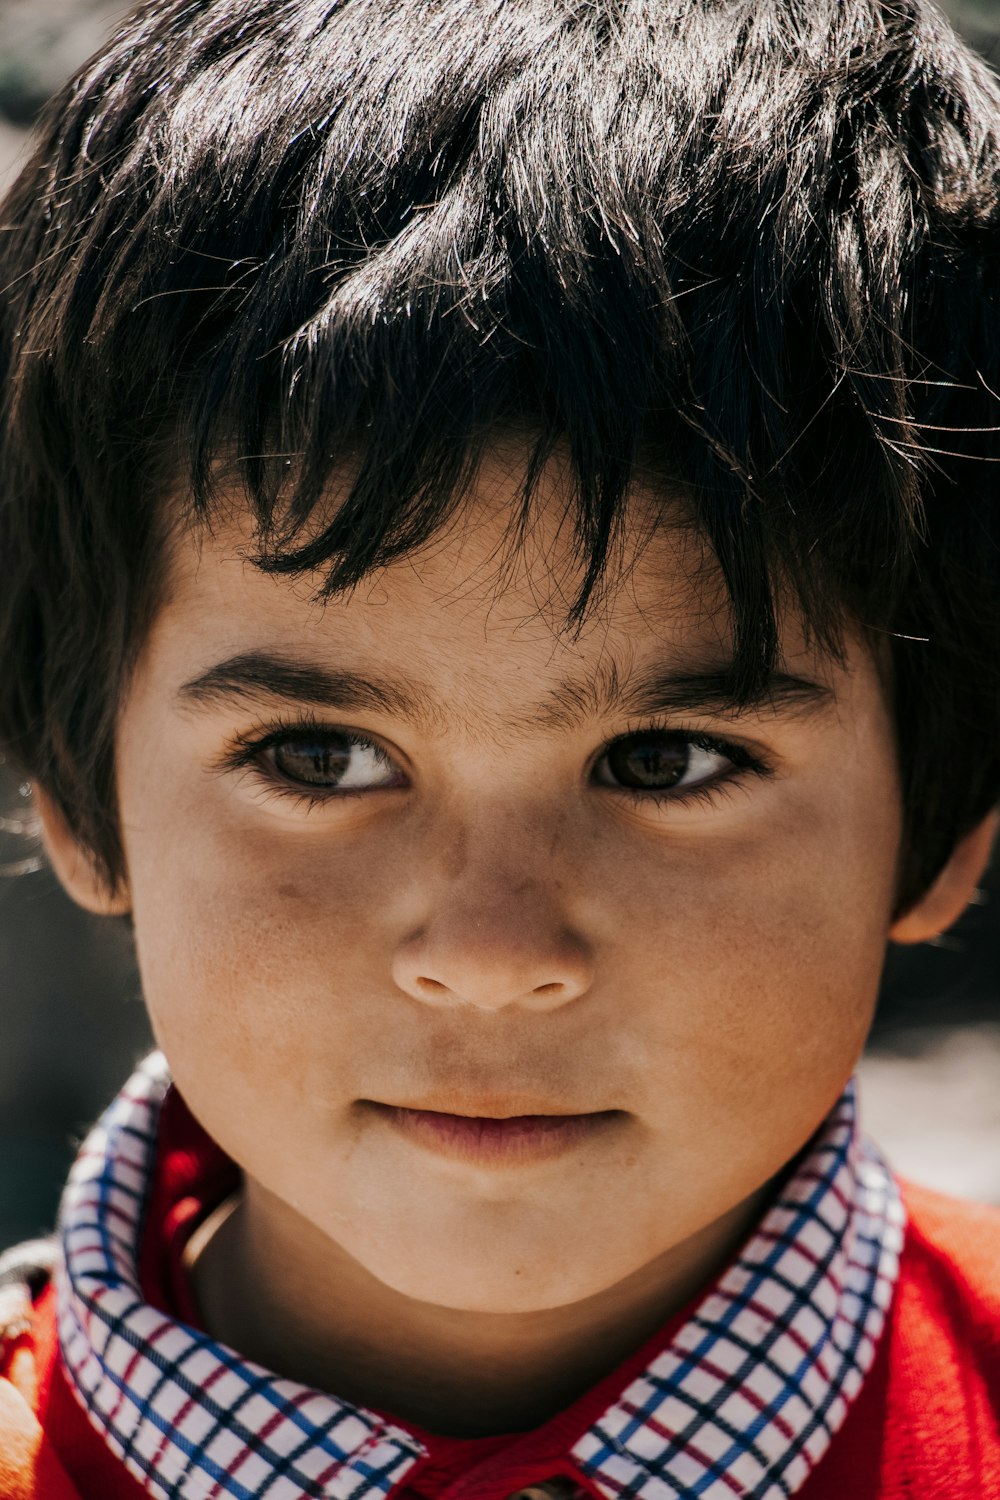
[82,456,906,1312]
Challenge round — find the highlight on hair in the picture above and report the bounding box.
[0,0,999,908]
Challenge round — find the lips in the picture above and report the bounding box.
[364,1101,621,1166]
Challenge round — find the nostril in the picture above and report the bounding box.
[416,976,449,995]
[533,982,563,996]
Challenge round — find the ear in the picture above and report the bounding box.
[889,810,998,945]
[31,783,131,917]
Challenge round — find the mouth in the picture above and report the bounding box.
[361,1101,623,1166]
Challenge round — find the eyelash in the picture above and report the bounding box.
[607,718,773,810]
[218,713,395,811]
[218,713,774,812]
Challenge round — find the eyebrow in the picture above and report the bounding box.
[533,660,833,729]
[178,653,429,720]
[177,650,833,728]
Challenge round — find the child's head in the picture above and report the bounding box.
[1,0,998,1314]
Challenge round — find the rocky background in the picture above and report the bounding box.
[1,0,1000,1246]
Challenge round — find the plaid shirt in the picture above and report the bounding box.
[57,1055,904,1500]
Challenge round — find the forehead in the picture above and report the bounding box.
[147,451,841,729]
[169,455,716,637]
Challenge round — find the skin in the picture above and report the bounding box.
[38,452,996,1436]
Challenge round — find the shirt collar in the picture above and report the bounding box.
[57,1054,904,1500]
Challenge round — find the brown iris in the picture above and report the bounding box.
[272,736,354,787]
[603,734,691,790]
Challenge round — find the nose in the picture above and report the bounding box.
[392,880,594,1012]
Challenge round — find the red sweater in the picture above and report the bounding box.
[2,1117,999,1499]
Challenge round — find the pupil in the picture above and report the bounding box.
[273,739,350,786]
[608,736,689,789]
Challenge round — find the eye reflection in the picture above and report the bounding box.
[269,733,400,791]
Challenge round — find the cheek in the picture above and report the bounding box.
[125,814,392,1134]
[590,809,896,1234]
[618,779,901,1123]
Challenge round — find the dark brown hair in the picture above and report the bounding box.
[1,0,999,910]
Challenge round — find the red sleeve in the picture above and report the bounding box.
[799,1181,1000,1500]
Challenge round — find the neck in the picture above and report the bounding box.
[192,1179,769,1437]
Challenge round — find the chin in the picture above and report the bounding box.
[351,1229,632,1314]
[374,1267,600,1314]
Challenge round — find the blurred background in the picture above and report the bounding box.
[1,0,999,1249]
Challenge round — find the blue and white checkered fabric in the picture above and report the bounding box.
[570,1096,904,1499]
[58,1055,904,1500]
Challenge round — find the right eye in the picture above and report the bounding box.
[262,729,404,794]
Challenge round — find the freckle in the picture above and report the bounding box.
[276,882,302,901]
[441,826,468,881]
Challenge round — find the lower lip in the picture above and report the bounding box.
[370,1105,617,1165]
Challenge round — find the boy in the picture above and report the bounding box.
[0,0,999,1495]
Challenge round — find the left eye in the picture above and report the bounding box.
[593,732,732,792]
[266,732,402,791]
